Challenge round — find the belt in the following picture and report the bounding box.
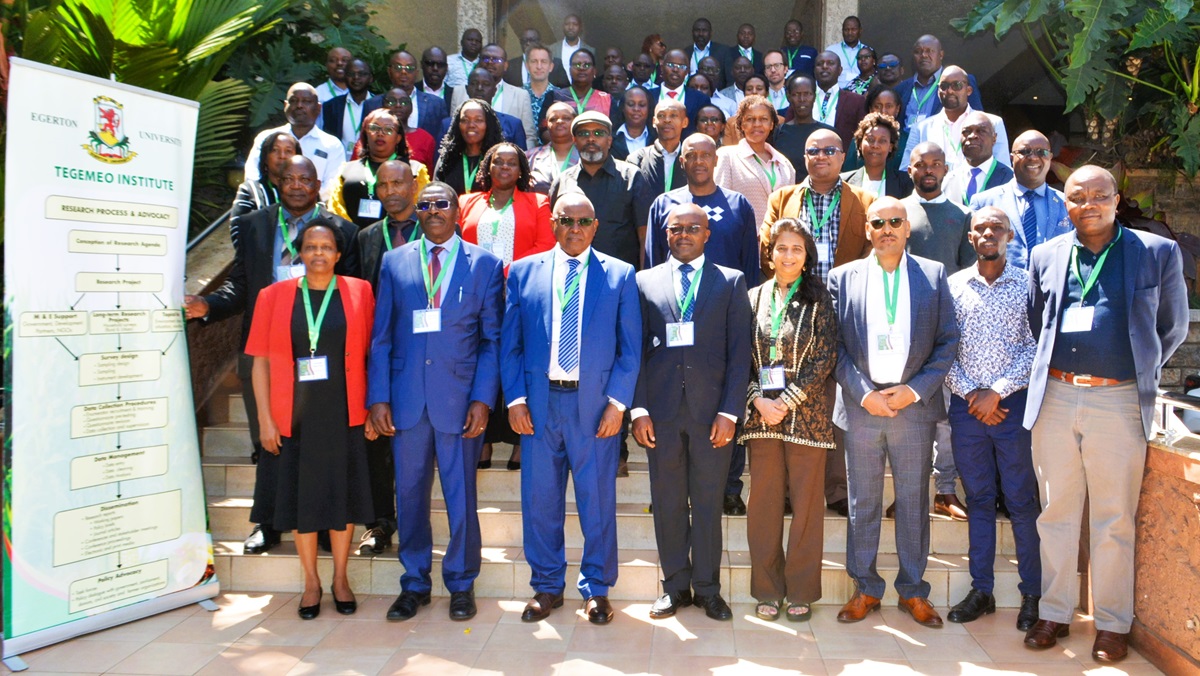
[549,379,579,390]
[1048,368,1130,388]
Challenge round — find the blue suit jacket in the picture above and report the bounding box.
[363,89,448,142]
[895,73,983,130]
[1024,227,1189,438]
[367,239,505,434]
[435,112,527,163]
[501,248,642,433]
[828,254,960,428]
[969,180,1073,270]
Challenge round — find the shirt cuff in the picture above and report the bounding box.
[907,385,921,402]
[860,390,873,407]
[718,412,738,423]
[630,407,649,420]
[507,396,527,408]
[608,397,627,413]
[990,378,1011,396]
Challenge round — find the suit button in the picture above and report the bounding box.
[426,359,432,365]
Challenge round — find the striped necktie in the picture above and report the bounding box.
[557,258,581,372]
[1021,191,1040,251]
[679,263,695,322]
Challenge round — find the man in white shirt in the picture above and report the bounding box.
[686,18,730,75]
[942,112,1016,206]
[316,46,352,103]
[825,16,868,89]
[901,66,1009,171]
[445,28,483,89]
[762,51,789,111]
[553,14,590,87]
[451,43,537,149]
[419,47,451,104]
[244,83,346,200]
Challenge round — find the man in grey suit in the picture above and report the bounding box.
[828,196,959,627]
[631,203,752,622]
[1021,166,1188,663]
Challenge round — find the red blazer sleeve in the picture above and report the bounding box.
[513,191,555,263]
[458,192,488,244]
[342,276,374,428]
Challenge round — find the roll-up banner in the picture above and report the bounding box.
[3,58,218,661]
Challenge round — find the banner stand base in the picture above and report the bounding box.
[197,599,219,612]
[4,655,29,672]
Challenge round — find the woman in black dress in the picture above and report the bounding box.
[432,99,505,196]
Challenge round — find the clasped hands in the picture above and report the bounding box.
[510,402,625,439]
[862,385,919,417]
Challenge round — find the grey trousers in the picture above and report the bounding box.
[1030,379,1144,633]
[932,385,959,495]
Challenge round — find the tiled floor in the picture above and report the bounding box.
[4,593,1163,675]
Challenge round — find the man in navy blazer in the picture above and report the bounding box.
[367,182,505,624]
[829,196,959,628]
[363,50,449,142]
[652,49,712,139]
[894,35,983,131]
[632,203,751,622]
[501,192,642,626]
[1021,166,1188,662]
[969,130,1072,270]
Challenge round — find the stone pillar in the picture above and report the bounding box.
[458,0,490,42]
[822,0,859,50]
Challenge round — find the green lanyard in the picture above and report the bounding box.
[557,147,576,174]
[569,86,594,114]
[459,55,474,78]
[804,188,841,238]
[768,277,801,361]
[277,206,316,259]
[961,161,998,205]
[484,193,514,241]
[739,46,753,60]
[785,48,798,68]
[1070,227,1123,306]
[555,255,590,311]
[491,82,504,109]
[915,75,939,114]
[381,217,418,251]
[364,154,397,198]
[879,259,901,326]
[346,98,362,138]
[677,264,702,318]
[869,168,887,197]
[839,43,858,72]
[419,236,460,307]
[753,155,777,191]
[462,155,480,192]
[300,275,338,357]
[664,152,679,191]
[325,81,338,99]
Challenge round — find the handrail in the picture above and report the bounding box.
[187,209,231,253]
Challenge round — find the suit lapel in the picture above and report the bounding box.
[902,255,928,377]
[691,260,716,320]
[853,261,869,362]
[581,249,605,330]
[658,264,682,323]
[440,242,471,313]
[536,253,554,345]
[1121,227,1142,323]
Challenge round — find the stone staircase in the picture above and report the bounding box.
[201,389,1028,608]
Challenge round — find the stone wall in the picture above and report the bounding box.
[1161,310,1200,391]
[1125,169,1200,239]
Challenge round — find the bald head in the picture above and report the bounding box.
[666,203,710,263]
[1012,130,1053,189]
[280,155,320,212]
[805,128,845,183]
[653,98,689,144]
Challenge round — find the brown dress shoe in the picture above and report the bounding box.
[836,591,881,623]
[898,596,943,627]
[1024,619,1070,648]
[1092,630,1128,662]
[933,493,968,521]
[521,592,564,622]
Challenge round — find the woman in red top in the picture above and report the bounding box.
[459,142,554,470]
[245,221,375,620]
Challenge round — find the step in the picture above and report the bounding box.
[226,393,248,424]
[202,422,254,458]
[211,541,1033,608]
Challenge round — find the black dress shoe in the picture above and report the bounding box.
[1017,594,1040,631]
[298,589,322,620]
[649,591,693,619]
[585,596,614,625]
[317,530,332,553]
[947,588,995,623]
[243,524,280,554]
[827,499,849,517]
[723,494,746,516]
[449,589,477,621]
[386,590,431,621]
[521,592,564,622]
[477,459,492,470]
[693,594,733,621]
[506,459,521,471]
[331,585,357,615]
[358,524,393,555]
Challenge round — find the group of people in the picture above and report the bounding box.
[181,12,1191,666]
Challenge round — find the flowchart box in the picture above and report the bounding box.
[46,195,179,229]
[70,398,168,438]
[19,311,87,337]
[76,272,163,292]
[79,351,161,386]
[53,490,181,566]
[151,309,184,333]
[90,310,151,334]
[68,559,169,613]
[70,445,169,490]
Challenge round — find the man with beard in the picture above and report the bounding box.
[243,83,346,200]
[504,28,543,87]
[762,50,789,112]
[941,112,1014,206]
[901,65,1008,171]
[452,43,537,148]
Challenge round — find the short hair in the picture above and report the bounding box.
[853,111,901,156]
[474,141,532,192]
[420,180,460,203]
[526,44,551,60]
[571,48,596,66]
[698,104,726,123]
[765,218,829,305]
[298,217,346,253]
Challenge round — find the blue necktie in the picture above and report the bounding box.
[965,167,982,201]
[1021,191,1040,251]
[557,258,581,373]
[679,263,694,322]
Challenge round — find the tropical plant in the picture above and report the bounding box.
[954,0,1200,176]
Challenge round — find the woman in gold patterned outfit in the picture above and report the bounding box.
[738,218,838,624]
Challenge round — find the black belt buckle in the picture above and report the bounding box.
[549,379,579,390]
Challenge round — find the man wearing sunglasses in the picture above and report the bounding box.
[451,44,537,149]
[828,196,959,628]
[364,50,448,142]
[368,181,505,623]
[894,36,982,132]
[418,47,452,105]
[900,65,1008,172]
[969,130,1072,270]
[501,192,642,626]
[874,53,905,89]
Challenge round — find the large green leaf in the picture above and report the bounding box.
[192,78,252,170]
[1169,106,1200,175]
[1130,8,1190,50]
[1092,70,1134,119]
[995,0,1033,38]
[1163,0,1192,21]
[1062,0,1134,109]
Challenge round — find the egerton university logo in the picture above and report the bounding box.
[83,95,137,164]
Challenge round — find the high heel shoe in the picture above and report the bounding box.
[506,458,520,470]
[298,589,322,620]
[332,585,357,615]
[477,458,492,470]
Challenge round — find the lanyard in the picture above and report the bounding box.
[961,161,998,205]
[459,55,474,78]
[879,259,901,326]
[817,88,839,124]
[483,192,514,241]
[768,277,801,361]
[325,81,338,99]
[942,118,964,156]
[769,87,786,109]
[839,42,858,71]
[346,98,363,138]
[915,75,939,113]
[364,154,396,197]
[277,206,317,259]
[419,237,460,307]
[692,45,708,70]
[804,188,841,238]
[381,217,418,251]
[785,47,799,68]
[491,82,504,109]
[869,168,886,197]
[677,264,702,317]
[300,275,338,357]
[753,154,777,191]
[1070,227,1123,306]
[557,147,576,174]
[739,46,753,60]
[555,255,590,311]
[462,155,480,192]
[663,152,679,191]
[569,86,594,114]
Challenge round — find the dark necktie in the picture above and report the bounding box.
[558,258,581,372]
[679,263,695,322]
[966,167,983,201]
[429,245,444,308]
[1021,191,1040,251]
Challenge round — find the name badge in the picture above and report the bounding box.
[357,199,383,219]
[413,308,441,333]
[665,322,694,347]
[760,366,785,390]
[912,113,927,127]
[297,356,329,381]
[275,263,305,281]
[817,241,831,265]
[876,329,901,353]
[1061,305,1094,333]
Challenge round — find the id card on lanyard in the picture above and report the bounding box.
[296,276,337,381]
[1062,228,1122,333]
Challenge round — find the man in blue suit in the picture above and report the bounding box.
[1021,166,1188,663]
[829,196,959,628]
[501,192,642,625]
[969,130,1072,269]
[364,50,449,142]
[894,35,983,132]
[367,182,505,623]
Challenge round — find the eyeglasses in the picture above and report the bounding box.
[868,217,906,229]
[764,63,787,70]
[382,98,407,107]
[1013,148,1053,158]
[480,57,506,65]
[421,60,447,68]
[663,62,689,71]
[573,128,610,138]
[572,62,595,70]
[416,199,453,211]
[804,146,842,156]
[555,216,597,228]
[368,124,398,134]
[937,80,967,91]
[877,60,901,69]
[667,225,704,236]
[389,64,417,72]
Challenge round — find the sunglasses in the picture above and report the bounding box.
[416,199,453,211]
[389,64,417,72]
[368,124,398,134]
[937,80,967,91]
[804,146,842,156]
[555,216,597,228]
[868,217,906,229]
[573,128,610,138]
[663,62,689,71]
[480,57,506,65]
[1013,148,1053,158]
[667,225,704,236]
[877,60,901,69]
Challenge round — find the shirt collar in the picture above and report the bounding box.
[282,205,318,222]
[554,243,591,264]
[916,66,944,88]
[423,233,459,253]
[966,260,1023,287]
[871,251,908,270]
[663,83,686,97]
[802,176,843,197]
[918,192,948,204]
[657,140,681,157]
[1070,223,1122,249]
[617,124,648,141]
[694,42,711,53]
[1014,181,1047,198]
[670,255,705,272]
[818,83,839,96]
[968,156,996,176]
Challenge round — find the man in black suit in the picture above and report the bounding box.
[504,28,542,87]
[419,46,452,105]
[183,156,360,555]
[653,49,712,139]
[633,202,752,622]
[365,50,448,142]
[321,58,375,154]
[724,23,764,84]
[686,18,730,76]
[629,98,688,200]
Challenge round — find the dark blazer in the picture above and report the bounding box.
[609,126,657,161]
[840,165,914,199]
[894,73,983,129]
[504,57,526,87]
[941,161,1015,207]
[549,40,593,88]
[818,87,867,153]
[828,253,959,428]
[357,217,419,289]
[319,93,370,143]
[686,42,732,78]
[205,205,361,348]
[367,239,505,434]
[435,112,527,160]
[363,89,448,142]
[1025,227,1189,438]
[645,88,712,139]
[633,260,752,423]
[419,81,454,106]
[629,141,687,198]
[723,46,764,85]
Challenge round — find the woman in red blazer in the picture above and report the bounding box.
[245,220,375,620]
[459,141,554,470]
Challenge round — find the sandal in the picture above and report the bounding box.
[755,600,782,621]
[785,602,812,622]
